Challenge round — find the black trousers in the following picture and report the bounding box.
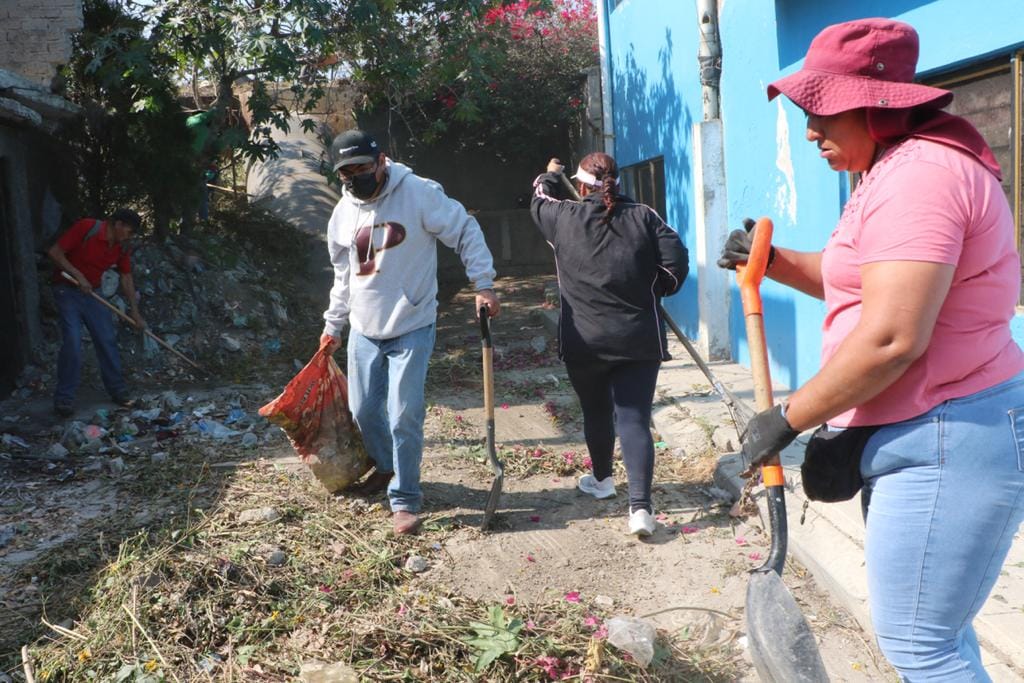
[564,358,661,513]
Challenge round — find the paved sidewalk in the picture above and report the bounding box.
[651,334,1024,682]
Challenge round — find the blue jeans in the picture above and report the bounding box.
[54,285,127,406]
[862,371,1024,681]
[347,324,435,513]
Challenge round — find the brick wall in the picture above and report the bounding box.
[0,0,83,88]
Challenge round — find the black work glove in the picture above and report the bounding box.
[741,404,799,469]
[717,218,776,270]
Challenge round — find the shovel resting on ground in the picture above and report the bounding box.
[479,305,504,530]
[737,218,829,682]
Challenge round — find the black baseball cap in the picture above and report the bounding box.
[330,129,380,171]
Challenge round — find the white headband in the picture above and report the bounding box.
[571,166,619,188]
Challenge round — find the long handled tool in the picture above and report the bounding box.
[658,304,758,437]
[479,305,504,530]
[61,271,207,374]
[738,219,829,682]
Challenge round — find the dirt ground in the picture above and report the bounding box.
[1,271,893,681]
[414,277,894,682]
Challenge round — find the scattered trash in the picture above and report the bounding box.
[191,419,240,439]
[529,335,547,353]
[84,424,107,441]
[263,337,282,354]
[606,616,657,667]
[220,333,242,352]
[266,549,288,567]
[224,407,246,424]
[151,451,169,464]
[1,433,29,449]
[105,457,126,475]
[48,443,69,459]
[595,595,615,607]
[241,432,259,448]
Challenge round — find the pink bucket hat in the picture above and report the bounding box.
[767,18,953,116]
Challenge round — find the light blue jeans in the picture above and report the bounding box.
[347,324,435,513]
[861,371,1024,682]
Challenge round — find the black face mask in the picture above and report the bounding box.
[345,169,380,198]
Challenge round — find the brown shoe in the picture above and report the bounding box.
[351,469,393,495]
[392,511,421,536]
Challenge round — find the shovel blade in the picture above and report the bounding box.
[481,470,503,530]
[746,570,830,682]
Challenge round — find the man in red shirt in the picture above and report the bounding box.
[47,208,146,417]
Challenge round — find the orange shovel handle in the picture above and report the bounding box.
[736,218,784,488]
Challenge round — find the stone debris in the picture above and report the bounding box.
[238,507,282,524]
[404,555,429,573]
[299,661,359,683]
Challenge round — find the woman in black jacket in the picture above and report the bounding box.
[531,152,689,536]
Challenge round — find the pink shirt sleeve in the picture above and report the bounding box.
[858,160,967,266]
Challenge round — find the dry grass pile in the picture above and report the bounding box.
[24,458,740,682]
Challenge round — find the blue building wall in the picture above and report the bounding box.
[605,0,1024,389]
[604,0,702,339]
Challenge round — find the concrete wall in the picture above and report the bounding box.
[0,0,83,88]
[438,209,555,284]
[0,127,45,390]
[602,0,1024,390]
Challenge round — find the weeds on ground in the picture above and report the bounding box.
[23,459,739,682]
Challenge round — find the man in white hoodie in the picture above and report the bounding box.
[320,129,500,535]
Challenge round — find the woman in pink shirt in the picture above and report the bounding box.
[719,18,1024,681]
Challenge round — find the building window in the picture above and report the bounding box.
[925,53,1024,301]
[620,156,666,219]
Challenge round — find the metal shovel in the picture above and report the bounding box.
[737,218,829,682]
[479,305,504,530]
[658,303,758,438]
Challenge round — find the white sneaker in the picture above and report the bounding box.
[628,509,657,537]
[577,474,616,499]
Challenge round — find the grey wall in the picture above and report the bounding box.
[438,209,554,284]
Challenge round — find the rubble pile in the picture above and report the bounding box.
[0,386,286,482]
[9,207,324,404]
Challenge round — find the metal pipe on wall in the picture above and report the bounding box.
[697,0,722,121]
[596,0,615,156]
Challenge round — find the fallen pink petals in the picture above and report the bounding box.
[680,525,699,534]
[749,552,763,561]
[501,403,510,410]
[564,591,581,603]
[529,515,541,523]
[505,595,516,605]
[735,537,749,546]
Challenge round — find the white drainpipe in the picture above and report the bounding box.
[596,0,615,157]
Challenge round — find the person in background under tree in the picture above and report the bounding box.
[47,208,145,417]
[319,129,500,536]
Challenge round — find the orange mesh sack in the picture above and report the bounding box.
[259,344,371,492]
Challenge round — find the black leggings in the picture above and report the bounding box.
[564,359,661,513]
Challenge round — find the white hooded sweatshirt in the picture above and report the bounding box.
[323,159,496,340]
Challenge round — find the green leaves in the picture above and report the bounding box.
[462,605,524,672]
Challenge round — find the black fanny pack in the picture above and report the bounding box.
[800,424,881,503]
